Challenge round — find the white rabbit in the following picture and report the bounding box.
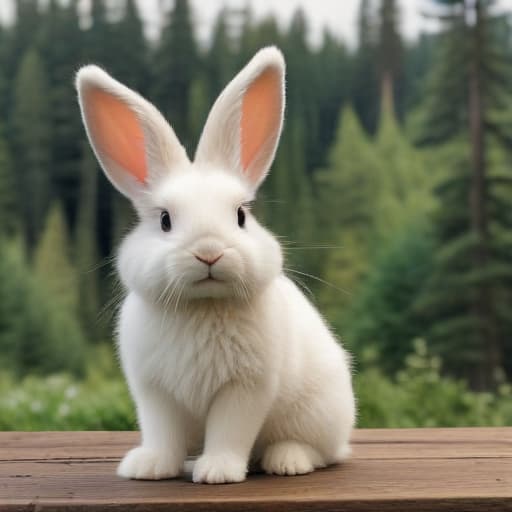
[76,46,355,484]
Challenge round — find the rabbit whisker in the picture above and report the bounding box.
[284,268,352,297]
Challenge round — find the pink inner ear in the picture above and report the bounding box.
[241,68,281,180]
[87,88,147,182]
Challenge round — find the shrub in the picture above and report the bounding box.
[1,340,511,431]
[0,345,135,430]
[355,339,512,427]
[0,239,87,377]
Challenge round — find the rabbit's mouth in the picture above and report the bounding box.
[195,276,223,284]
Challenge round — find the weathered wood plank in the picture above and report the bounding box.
[2,428,511,461]
[0,428,511,511]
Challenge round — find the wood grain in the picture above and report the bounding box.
[0,428,511,511]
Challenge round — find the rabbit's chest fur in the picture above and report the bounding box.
[120,293,272,418]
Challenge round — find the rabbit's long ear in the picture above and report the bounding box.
[194,46,285,191]
[76,66,189,200]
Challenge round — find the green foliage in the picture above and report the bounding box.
[75,144,101,338]
[110,0,148,93]
[350,0,380,134]
[34,202,79,313]
[377,0,404,118]
[11,47,52,250]
[374,96,435,236]
[37,0,83,213]
[83,0,112,66]
[152,0,198,153]
[344,223,435,373]
[356,339,512,427]
[2,0,512,436]
[188,78,210,146]
[315,101,432,310]
[314,31,350,161]
[0,239,86,377]
[315,107,380,295]
[265,114,316,275]
[1,341,511,431]
[0,345,135,430]
[403,33,438,114]
[416,0,512,387]
[0,130,16,234]
[207,8,235,103]
[283,10,319,170]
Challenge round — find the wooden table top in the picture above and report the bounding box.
[1,427,511,511]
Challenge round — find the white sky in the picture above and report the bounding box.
[1,0,512,48]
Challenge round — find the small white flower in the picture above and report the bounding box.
[65,386,78,399]
[58,403,70,417]
[30,401,43,412]
[6,397,18,408]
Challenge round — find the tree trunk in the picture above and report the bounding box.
[467,0,502,389]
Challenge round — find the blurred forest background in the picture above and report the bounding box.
[1,0,512,430]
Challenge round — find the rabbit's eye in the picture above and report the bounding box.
[237,206,246,228]
[160,210,171,232]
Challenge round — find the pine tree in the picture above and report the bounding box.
[152,0,199,153]
[1,0,41,119]
[34,202,79,313]
[344,222,435,372]
[11,48,52,250]
[75,143,101,339]
[83,0,114,66]
[317,84,434,351]
[207,8,235,102]
[238,12,281,66]
[188,78,210,148]
[315,108,381,317]
[37,0,83,228]
[351,0,379,134]
[110,0,148,92]
[283,9,319,170]
[251,111,318,294]
[0,129,16,235]
[95,0,148,258]
[374,83,433,237]
[0,238,86,376]
[314,30,350,167]
[417,0,512,388]
[377,0,404,119]
[82,0,126,264]
[0,22,9,121]
[403,32,438,114]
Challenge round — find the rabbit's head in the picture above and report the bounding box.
[76,47,285,305]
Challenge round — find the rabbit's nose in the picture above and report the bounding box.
[195,253,223,266]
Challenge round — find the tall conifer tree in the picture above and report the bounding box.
[34,202,79,313]
[207,9,235,102]
[316,108,380,316]
[314,30,350,166]
[152,0,198,153]
[351,0,379,134]
[377,0,404,118]
[111,0,148,92]
[75,143,101,339]
[0,131,16,235]
[37,0,83,224]
[418,0,512,388]
[12,48,52,250]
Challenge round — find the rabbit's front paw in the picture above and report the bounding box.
[117,446,181,480]
[192,453,247,484]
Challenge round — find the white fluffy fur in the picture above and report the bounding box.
[76,46,355,485]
